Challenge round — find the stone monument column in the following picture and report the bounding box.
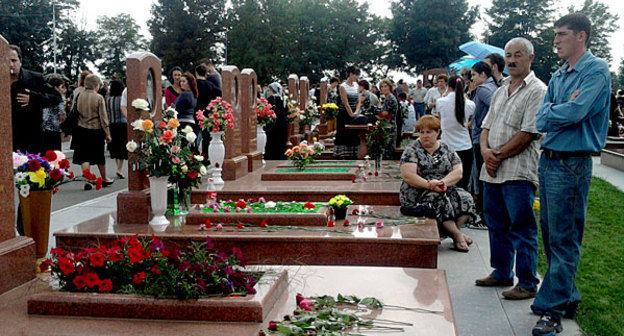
[0,34,36,294]
[240,69,262,172]
[287,74,301,146]
[221,66,248,181]
[299,77,311,141]
[117,52,163,224]
[316,80,329,138]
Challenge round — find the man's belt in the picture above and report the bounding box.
[543,149,592,160]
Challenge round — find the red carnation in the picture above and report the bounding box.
[45,150,57,162]
[351,177,356,183]
[260,221,267,228]
[98,279,113,292]
[85,272,101,288]
[52,187,59,194]
[268,321,279,331]
[303,202,316,209]
[49,169,63,181]
[28,159,41,172]
[328,220,334,227]
[296,293,305,305]
[89,253,105,267]
[188,171,198,179]
[205,219,212,228]
[374,171,379,177]
[343,219,350,226]
[237,223,243,229]
[68,171,74,179]
[39,259,52,273]
[352,209,359,215]
[59,159,70,169]
[235,200,247,208]
[95,177,103,190]
[73,275,87,290]
[132,272,147,284]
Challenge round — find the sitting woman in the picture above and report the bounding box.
[399,115,476,252]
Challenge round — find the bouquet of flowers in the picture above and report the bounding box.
[284,141,324,170]
[42,236,258,300]
[321,103,339,120]
[13,150,76,197]
[169,126,208,189]
[299,102,320,126]
[126,103,189,177]
[256,97,276,127]
[328,194,353,209]
[196,97,235,133]
[287,98,301,124]
[366,114,395,170]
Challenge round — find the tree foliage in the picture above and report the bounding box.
[148,0,226,73]
[56,22,100,81]
[0,0,78,71]
[96,14,146,80]
[568,0,619,64]
[389,0,478,73]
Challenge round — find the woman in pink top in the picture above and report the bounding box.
[164,66,183,107]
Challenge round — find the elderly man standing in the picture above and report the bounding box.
[531,14,610,336]
[474,38,546,302]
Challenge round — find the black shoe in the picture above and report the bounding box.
[84,183,93,191]
[532,315,563,336]
[563,301,579,319]
[102,179,114,187]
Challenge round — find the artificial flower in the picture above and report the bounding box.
[264,201,276,209]
[181,165,188,173]
[13,152,28,169]
[141,119,154,131]
[15,172,27,182]
[160,130,174,143]
[28,159,41,172]
[376,220,384,229]
[181,125,193,134]
[131,119,144,130]
[185,132,197,143]
[49,169,63,181]
[126,140,138,152]
[199,165,207,175]
[167,119,180,129]
[131,98,149,111]
[27,169,47,187]
[44,150,57,162]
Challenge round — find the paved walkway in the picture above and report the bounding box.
[12,158,622,335]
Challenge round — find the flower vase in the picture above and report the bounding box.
[178,185,192,216]
[209,131,225,185]
[19,189,52,258]
[333,206,347,220]
[256,125,267,166]
[149,176,170,231]
[374,156,383,175]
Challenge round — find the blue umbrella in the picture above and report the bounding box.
[448,56,479,73]
[459,41,504,60]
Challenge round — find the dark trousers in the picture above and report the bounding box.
[456,148,473,191]
[474,144,484,214]
[42,130,62,152]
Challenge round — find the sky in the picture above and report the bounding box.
[75,0,624,74]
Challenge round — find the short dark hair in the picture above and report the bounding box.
[47,75,64,88]
[108,79,125,96]
[346,65,360,76]
[198,58,213,66]
[357,79,370,90]
[417,79,422,83]
[398,92,407,100]
[485,53,505,73]
[9,45,22,61]
[555,13,592,44]
[471,61,492,78]
[330,77,339,84]
[195,64,207,77]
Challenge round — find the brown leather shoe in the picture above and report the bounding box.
[502,286,537,300]
[475,275,514,287]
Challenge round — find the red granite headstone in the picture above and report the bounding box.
[299,77,312,141]
[0,34,36,294]
[117,52,163,224]
[287,74,301,146]
[316,80,328,138]
[221,66,248,180]
[240,69,262,172]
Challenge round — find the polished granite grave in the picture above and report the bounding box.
[55,206,439,268]
[192,161,402,206]
[186,203,331,226]
[261,167,358,181]
[276,160,361,168]
[4,266,457,335]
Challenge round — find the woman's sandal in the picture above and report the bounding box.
[451,240,470,253]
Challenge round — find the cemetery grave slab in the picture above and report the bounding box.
[261,167,358,181]
[186,202,331,226]
[28,270,288,322]
[55,206,439,268]
[276,160,361,168]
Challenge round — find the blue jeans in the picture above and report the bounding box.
[483,180,539,291]
[413,103,425,119]
[531,154,592,319]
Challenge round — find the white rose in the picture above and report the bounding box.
[131,119,143,130]
[131,99,149,111]
[194,155,204,162]
[182,125,193,134]
[185,132,197,143]
[181,165,188,173]
[264,201,277,209]
[126,140,138,152]
[200,165,207,175]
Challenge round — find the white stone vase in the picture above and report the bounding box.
[209,131,225,185]
[149,176,170,231]
[256,125,267,166]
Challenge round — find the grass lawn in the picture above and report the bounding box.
[536,178,624,336]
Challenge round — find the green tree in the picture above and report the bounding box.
[56,22,100,81]
[617,58,624,90]
[568,0,619,64]
[149,0,226,72]
[389,0,478,73]
[96,14,146,80]
[0,0,78,71]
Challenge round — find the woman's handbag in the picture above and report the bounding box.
[60,94,80,135]
[400,203,435,218]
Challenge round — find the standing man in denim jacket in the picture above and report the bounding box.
[531,13,610,336]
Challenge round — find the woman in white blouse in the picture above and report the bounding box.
[437,75,475,190]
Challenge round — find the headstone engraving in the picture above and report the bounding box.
[221,66,248,180]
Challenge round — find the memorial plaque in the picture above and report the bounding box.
[221,66,248,180]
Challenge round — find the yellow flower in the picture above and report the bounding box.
[142,119,154,131]
[533,199,540,211]
[27,168,47,187]
[167,119,180,129]
[337,200,343,206]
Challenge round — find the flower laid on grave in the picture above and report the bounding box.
[127,103,200,178]
[321,103,339,120]
[256,97,276,127]
[298,101,320,126]
[13,150,76,198]
[286,98,301,124]
[284,141,324,170]
[196,97,235,133]
[204,199,323,214]
[260,293,419,335]
[42,235,258,300]
[366,115,395,171]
